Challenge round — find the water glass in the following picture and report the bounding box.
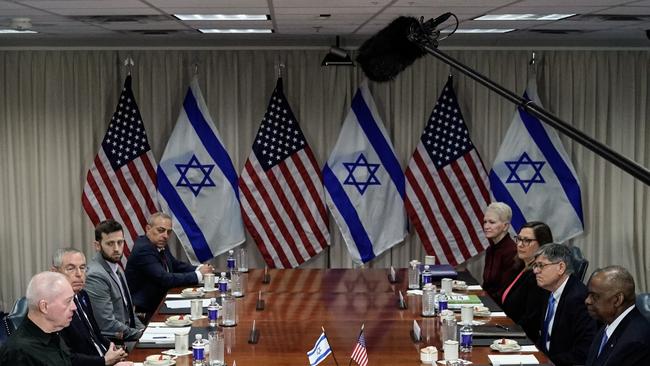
[190,299,203,320]
[237,248,248,273]
[174,332,189,354]
[231,271,245,297]
[221,296,237,326]
[441,315,458,343]
[408,260,421,289]
[208,330,225,366]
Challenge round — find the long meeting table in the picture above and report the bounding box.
[128,268,551,365]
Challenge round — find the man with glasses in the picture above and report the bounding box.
[86,220,145,343]
[51,248,131,366]
[584,266,650,366]
[125,212,214,321]
[533,243,596,366]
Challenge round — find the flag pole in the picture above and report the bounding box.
[322,326,340,366]
[348,323,365,366]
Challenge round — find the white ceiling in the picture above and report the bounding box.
[1,0,649,48]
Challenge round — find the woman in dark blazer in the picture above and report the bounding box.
[501,221,553,342]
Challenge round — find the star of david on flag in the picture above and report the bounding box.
[307,332,332,366]
[489,78,584,242]
[157,76,245,264]
[323,81,407,263]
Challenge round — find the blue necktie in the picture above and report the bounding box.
[542,293,556,349]
[597,331,609,357]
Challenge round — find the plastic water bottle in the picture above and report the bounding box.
[421,283,436,317]
[218,272,228,296]
[438,289,448,312]
[421,265,433,287]
[227,250,236,272]
[460,323,473,353]
[193,334,206,365]
[207,297,219,327]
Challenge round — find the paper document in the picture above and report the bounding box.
[491,312,507,317]
[166,293,183,299]
[467,285,483,291]
[164,298,211,309]
[488,354,538,365]
[140,326,190,343]
[520,345,539,353]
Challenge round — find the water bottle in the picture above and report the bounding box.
[208,327,225,366]
[207,297,219,327]
[421,283,436,317]
[227,250,236,272]
[193,334,206,365]
[459,323,473,353]
[218,272,228,296]
[421,265,433,287]
[438,289,448,312]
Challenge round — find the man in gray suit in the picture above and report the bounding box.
[86,219,145,343]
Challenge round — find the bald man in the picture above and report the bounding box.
[585,266,650,366]
[0,272,76,365]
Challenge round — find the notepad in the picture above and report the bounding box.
[488,354,538,365]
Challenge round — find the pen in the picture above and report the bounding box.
[496,324,510,331]
[152,336,170,339]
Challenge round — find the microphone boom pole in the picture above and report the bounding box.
[407,32,650,186]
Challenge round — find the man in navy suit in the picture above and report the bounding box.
[533,243,597,366]
[51,248,130,366]
[125,212,214,320]
[585,265,650,366]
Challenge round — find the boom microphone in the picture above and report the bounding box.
[356,13,453,82]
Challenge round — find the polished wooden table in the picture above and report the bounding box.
[128,269,550,365]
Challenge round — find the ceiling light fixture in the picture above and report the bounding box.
[475,14,575,21]
[198,28,273,33]
[175,14,269,21]
[321,36,354,66]
[442,28,515,33]
[0,29,37,34]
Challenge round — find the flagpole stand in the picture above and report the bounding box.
[408,35,650,186]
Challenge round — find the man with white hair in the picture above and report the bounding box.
[0,271,76,365]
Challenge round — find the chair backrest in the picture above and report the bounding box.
[569,245,589,282]
[637,293,650,323]
[0,312,10,347]
[6,297,28,333]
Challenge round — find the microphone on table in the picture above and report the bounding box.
[356,13,455,82]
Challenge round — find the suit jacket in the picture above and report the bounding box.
[483,234,522,304]
[85,253,145,341]
[501,268,549,343]
[60,290,110,366]
[585,307,650,366]
[537,274,597,366]
[125,235,198,313]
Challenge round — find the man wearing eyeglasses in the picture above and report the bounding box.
[86,220,145,344]
[51,248,131,366]
[533,243,596,366]
[125,212,214,321]
[584,266,650,366]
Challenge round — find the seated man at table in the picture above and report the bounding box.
[584,265,650,366]
[86,220,145,342]
[0,272,76,365]
[51,248,130,366]
[533,243,597,366]
[125,212,214,319]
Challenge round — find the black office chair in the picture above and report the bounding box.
[6,297,28,333]
[637,293,650,323]
[0,312,11,346]
[569,245,589,282]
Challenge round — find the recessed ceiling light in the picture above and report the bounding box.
[175,14,269,21]
[198,28,273,34]
[442,28,515,33]
[0,29,37,34]
[475,14,575,21]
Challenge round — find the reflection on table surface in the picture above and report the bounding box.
[128,268,550,366]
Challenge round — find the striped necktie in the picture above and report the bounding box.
[542,293,556,350]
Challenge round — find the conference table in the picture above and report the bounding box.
[128,268,551,365]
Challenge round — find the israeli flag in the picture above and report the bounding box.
[489,78,584,242]
[157,76,245,264]
[323,82,407,263]
[307,332,332,366]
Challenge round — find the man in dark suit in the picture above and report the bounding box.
[585,265,650,366]
[51,248,130,366]
[533,243,597,366]
[125,212,214,319]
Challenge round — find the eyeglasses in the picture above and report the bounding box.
[531,261,560,271]
[514,236,537,246]
[62,265,87,274]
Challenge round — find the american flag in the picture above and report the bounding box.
[405,77,491,266]
[239,78,330,268]
[82,75,158,261]
[351,328,368,366]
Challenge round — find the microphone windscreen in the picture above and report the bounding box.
[356,16,426,82]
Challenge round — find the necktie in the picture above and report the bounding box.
[160,249,169,272]
[115,269,136,328]
[74,295,106,356]
[597,331,609,357]
[542,293,556,349]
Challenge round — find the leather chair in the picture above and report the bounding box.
[637,293,650,323]
[569,245,589,282]
[0,313,10,346]
[6,297,28,334]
